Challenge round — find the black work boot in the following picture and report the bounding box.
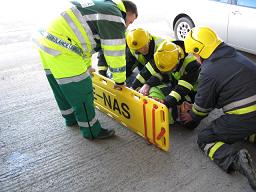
[232,149,256,190]
[95,128,115,139]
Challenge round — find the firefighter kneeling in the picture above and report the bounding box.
[181,26,256,190]
[131,39,200,127]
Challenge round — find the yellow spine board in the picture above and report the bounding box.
[92,73,170,151]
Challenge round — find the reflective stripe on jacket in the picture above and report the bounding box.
[33,0,126,83]
[132,41,200,107]
[191,43,256,121]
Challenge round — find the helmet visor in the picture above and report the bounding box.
[184,30,204,55]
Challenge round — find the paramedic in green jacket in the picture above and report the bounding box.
[33,0,138,140]
[97,28,165,86]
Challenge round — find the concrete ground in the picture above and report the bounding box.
[0,3,256,192]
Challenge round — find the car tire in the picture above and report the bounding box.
[174,17,195,40]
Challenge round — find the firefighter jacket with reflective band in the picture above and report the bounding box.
[125,34,166,76]
[191,43,256,121]
[131,41,200,108]
[33,0,127,84]
[98,33,166,77]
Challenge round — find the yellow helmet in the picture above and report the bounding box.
[184,26,222,59]
[154,40,184,72]
[126,28,150,50]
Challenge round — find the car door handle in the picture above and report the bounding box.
[232,10,241,15]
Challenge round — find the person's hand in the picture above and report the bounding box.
[139,84,150,96]
[147,96,164,103]
[180,101,193,113]
[88,66,95,75]
[114,83,125,91]
[180,111,193,124]
[153,97,164,103]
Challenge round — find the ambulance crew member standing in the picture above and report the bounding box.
[33,0,138,140]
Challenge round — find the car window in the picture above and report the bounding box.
[209,0,229,3]
[236,0,256,8]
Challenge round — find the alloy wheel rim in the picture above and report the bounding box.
[177,22,191,40]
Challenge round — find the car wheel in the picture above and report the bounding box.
[174,17,195,40]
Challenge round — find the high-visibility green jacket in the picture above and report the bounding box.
[131,40,200,108]
[33,0,127,84]
[98,33,167,77]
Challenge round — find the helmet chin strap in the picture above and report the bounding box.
[177,45,185,60]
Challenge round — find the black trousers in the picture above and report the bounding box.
[197,112,256,172]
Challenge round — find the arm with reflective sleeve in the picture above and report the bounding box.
[131,61,162,90]
[126,47,142,77]
[97,49,108,77]
[190,73,217,122]
[164,60,200,108]
[146,76,163,87]
[99,19,127,84]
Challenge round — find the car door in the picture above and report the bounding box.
[191,0,231,42]
[227,0,256,54]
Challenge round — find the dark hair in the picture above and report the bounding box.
[122,0,138,17]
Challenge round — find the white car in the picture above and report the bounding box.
[134,0,256,55]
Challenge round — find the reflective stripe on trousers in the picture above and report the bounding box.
[78,117,98,128]
[61,108,74,115]
[56,71,90,85]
